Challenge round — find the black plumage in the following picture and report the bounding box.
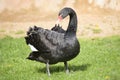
[25,7,80,76]
[51,24,65,33]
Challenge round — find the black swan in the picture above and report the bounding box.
[25,7,80,76]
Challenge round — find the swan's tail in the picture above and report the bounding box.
[24,25,51,53]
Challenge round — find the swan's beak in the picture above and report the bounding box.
[56,15,63,26]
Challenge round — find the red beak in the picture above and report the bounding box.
[56,15,63,25]
[58,15,63,21]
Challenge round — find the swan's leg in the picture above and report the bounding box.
[46,60,50,76]
[64,61,69,74]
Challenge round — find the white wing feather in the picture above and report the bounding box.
[28,44,38,51]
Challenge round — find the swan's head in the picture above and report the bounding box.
[56,7,70,25]
[59,7,70,19]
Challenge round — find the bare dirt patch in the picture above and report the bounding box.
[0,14,120,38]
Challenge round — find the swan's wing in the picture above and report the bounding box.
[25,26,65,53]
[51,24,65,33]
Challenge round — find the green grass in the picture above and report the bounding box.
[15,30,24,34]
[85,24,102,34]
[0,35,120,80]
[0,30,5,32]
[92,28,102,34]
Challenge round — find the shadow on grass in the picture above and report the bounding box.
[37,64,91,74]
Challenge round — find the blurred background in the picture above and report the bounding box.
[0,0,120,38]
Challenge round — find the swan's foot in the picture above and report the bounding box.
[66,69,69,74]
[46,60,51,76]
[64,61,69,74]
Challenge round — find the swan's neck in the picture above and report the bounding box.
[65,13,77,36]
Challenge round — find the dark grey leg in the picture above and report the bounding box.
[64,61,69,74]
[46,60,50,76]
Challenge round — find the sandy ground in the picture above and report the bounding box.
[0,0,120,38]
[0,14,120,38]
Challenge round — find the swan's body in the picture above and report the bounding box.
[25,7,80,76]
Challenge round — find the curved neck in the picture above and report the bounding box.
[65,11,77,36]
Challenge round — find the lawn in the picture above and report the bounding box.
[0,35,120,80]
